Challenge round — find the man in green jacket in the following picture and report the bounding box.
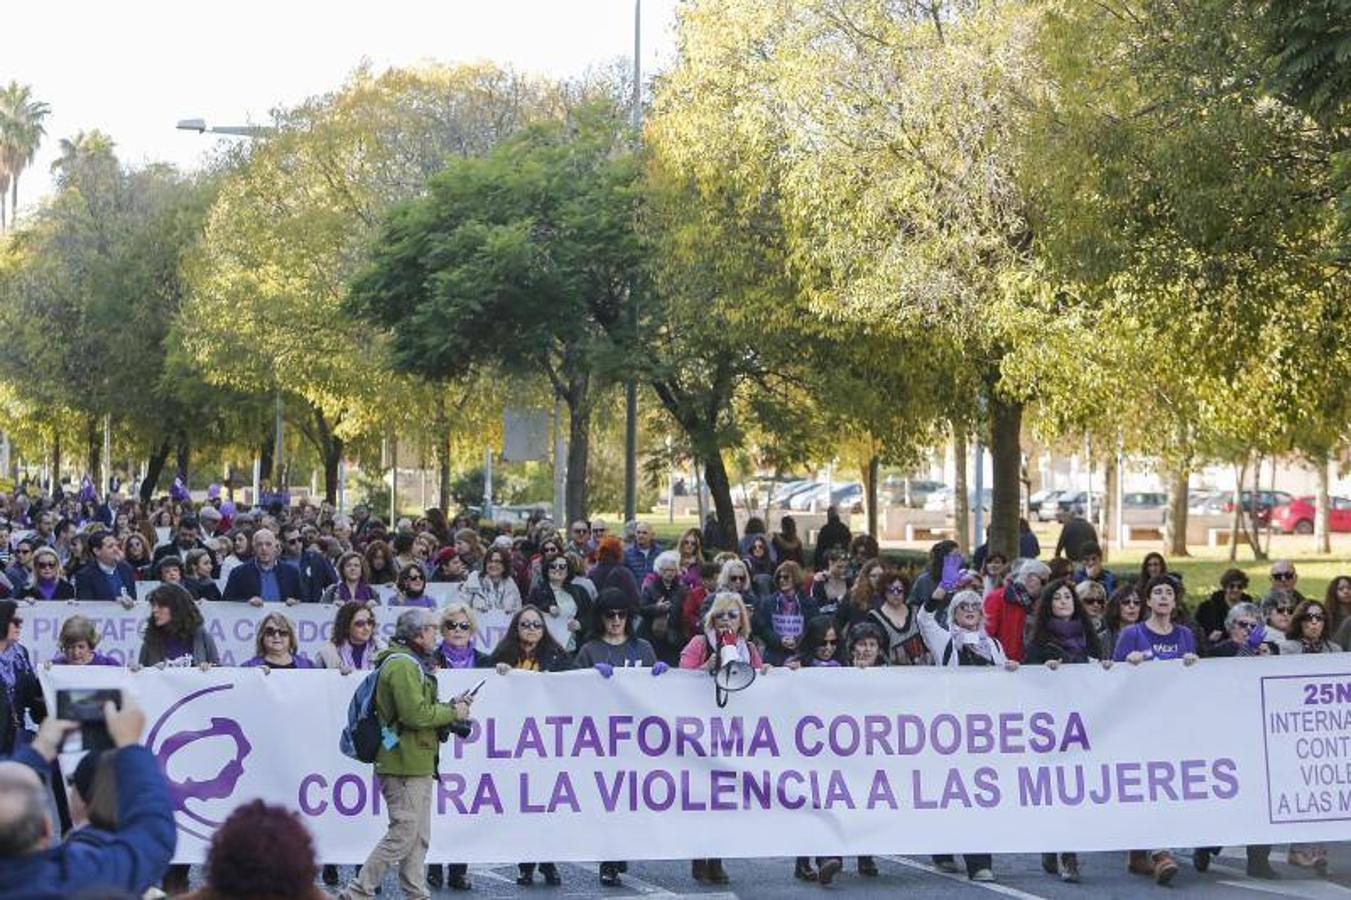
[341,608,472,900]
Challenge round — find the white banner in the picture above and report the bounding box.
[39,655,1351,863]
[19,593,572,666]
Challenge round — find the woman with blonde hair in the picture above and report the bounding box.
[679,591,768,885]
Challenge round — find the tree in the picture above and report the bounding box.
[0,81,51,231]
[183,63,546,504]
[349,99,642,522]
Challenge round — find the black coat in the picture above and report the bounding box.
[221,560,305,603]
[73,561,139,600]
[18,580,76,601]
[0,644,46,755]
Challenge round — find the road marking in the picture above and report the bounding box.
[879,855,1051,900]
[1210,862,1351,900]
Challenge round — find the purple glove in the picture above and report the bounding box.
[594,662,614,678]
[651,661,669,677]
[1245,623,1267,651]
[940,552,964,591]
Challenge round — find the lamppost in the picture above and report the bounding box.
[176,118,275,506]
[623,0,642,524]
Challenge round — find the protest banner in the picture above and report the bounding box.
[20,591,574,665]
[40,655,1351,864]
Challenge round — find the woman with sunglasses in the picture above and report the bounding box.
[786,614,841,669]
[755,561,818,665]
[138,583,219,668]
[316,602,386,673]
[1196,568,1254,648]
[917,588,1015,882]
[491,606,572,886]
[0,600,45,756]
[321,551,378,604]
[463,546,523,614]
[391,562,435,608]
[19,547,76,600]
[576,591,664,890]
[2,539,36,596]
[1104,585,1143,657]
[528,551,591,652]
[1261,591,1298,647]
[742,534,774,580]
[1189,601,1283,878]
[424,601,491,892]
[242,612,314,669]
[676,528,705,588]
[1277,598,1338,875]
[680,591,767,886]
[1074,581,1111,654]
[866,572,929,665]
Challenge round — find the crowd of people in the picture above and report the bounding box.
[0,486,1347,898]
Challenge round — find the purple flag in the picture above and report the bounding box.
[170,473,190,502]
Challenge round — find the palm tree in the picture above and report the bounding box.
[50,129,116,187]
[0,81,52,231]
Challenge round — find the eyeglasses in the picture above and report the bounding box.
[1235,620,1258,631]
[406,574,425,582]
[442,621,472,632]
[1273,606,1295,615]
[262,627,290,638]
[1304,613,1325,622]
[352,618,374,628]
[36,561,58,570]
[1272,571,1295,581]
[518,620,544,631]
[603,609,628,620]
[886,584,906,595]
[548,562,569,571]
[1120,598,1142,607]
[727,575,746,583]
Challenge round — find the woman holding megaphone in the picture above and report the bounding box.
[678,592,770,886]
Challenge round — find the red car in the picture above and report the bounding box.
[1271,496,1351,535]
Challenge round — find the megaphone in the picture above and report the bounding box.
[713,635,756,708]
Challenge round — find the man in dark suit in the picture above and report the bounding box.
[73,531,138,601]
[278,523,336,603]
[221,529,303,606]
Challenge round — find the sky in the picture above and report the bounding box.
[5,0,680,212]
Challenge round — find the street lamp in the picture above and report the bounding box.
[177,117,277,508]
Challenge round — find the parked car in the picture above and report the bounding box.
[788,481,863,512]
[1028,489,1059,520]
[1122,491,1168,510]
[1055,491,1103,522]
[1271,496,1351,535]
[1221,490,1294,526]
[881,477,946,508]
[1033,490,1065,522]
[768,480,819,509]
[923,488,992,513]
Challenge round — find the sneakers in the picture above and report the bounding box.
[970,868,996,883]
[794,858,818,882]
[817,858,843,886]
[1060,853,1080,883]
[1192,848,1211,872]
[706,859,730,885]
[1288,848,1319,869]
[857,856,879,877]
[599,863,622,887]
[1153,851,1179,886]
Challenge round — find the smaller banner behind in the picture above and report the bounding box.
[39,655,1351,864]
[19,592,573,666]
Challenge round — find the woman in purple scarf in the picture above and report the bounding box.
[315,602,385,672]
[391,562,435,608]
[1025,577,1110,884]
[19,547,75,600]
[425,600,491,891]
[320,552,378,604]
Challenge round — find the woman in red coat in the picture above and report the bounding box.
[982,558,1050,662]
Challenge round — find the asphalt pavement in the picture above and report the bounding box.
[186,843,1351,898]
